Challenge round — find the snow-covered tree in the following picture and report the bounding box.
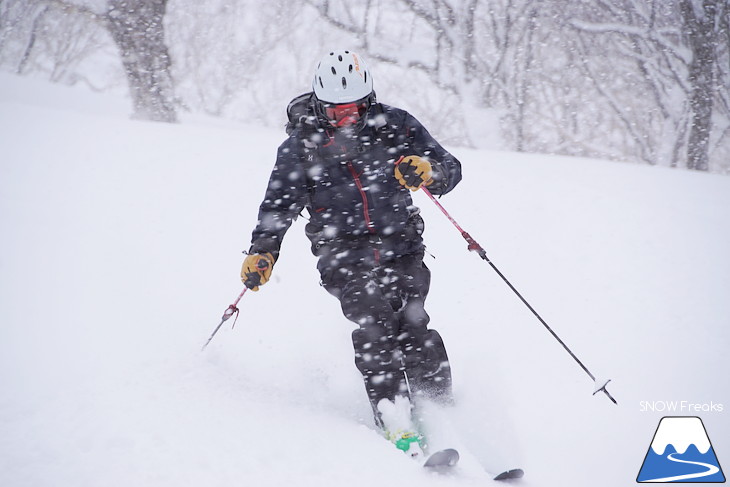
[304,0,729,172]
[563,0,730,171]
[2,0,728,172]
[0,0,176,122]
[165,0,310,123]
[681,0,726,171]
[106,0,176,122]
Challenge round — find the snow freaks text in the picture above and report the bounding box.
[639,401,724,413]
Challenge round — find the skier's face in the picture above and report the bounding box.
[321,97,370,128]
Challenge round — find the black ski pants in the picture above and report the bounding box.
[321,252,452,420]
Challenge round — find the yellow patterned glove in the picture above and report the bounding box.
[240,252,275,291]
[395,155,433,191]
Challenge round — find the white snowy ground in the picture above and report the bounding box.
[1,73,729,487]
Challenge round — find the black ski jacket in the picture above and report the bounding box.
[249,102,462,277]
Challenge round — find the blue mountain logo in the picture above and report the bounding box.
[637,416,725,483]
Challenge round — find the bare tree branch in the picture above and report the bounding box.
[43,0,105,24]
[573,33,654,164]
[16,5,48,74]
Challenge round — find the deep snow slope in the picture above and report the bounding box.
[1,73,729,487]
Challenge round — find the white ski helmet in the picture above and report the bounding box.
[312,50,373,104]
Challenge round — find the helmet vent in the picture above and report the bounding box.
[342,77,347,89]
[319,77,324,88]
[364,71,368,83]
[338,55,343,61]
[349,64,353,73]
[331,66,336,75]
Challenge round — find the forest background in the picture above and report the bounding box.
[1,0,729,173]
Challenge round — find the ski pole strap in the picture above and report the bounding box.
[224,287,248,329]
[222,304,240,329]
[461,231,487,258]
[201,287,248,351]
[222,304,238,320]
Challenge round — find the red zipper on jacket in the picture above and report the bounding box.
[346,161,380,265]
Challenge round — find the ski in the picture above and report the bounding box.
[421,447,522,481]
[423,448,460,469]
[493,468,525,481]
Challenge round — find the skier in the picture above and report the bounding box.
[241,50,462,455]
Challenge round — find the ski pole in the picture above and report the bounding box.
[421,187,617,405]
[201,287,248,351]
